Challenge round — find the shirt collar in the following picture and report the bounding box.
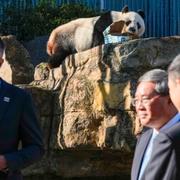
[152,128,159,136]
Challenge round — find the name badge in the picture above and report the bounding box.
[3,97,10,102]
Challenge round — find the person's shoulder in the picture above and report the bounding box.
[2,79,29,97]
[156,123,180,144]
[165,122,180,141]
[136,127,152,141]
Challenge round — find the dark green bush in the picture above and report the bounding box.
[0,2,100,41]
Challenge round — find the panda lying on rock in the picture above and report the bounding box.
[47,5,145,68]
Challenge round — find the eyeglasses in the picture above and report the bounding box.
[131,95,161,107]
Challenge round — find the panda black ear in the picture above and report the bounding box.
[122,5,129,13]
[138,9,145,19]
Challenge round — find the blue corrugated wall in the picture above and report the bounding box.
[0,0,179,38]
[85,0,180,38]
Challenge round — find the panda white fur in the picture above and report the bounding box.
[47,5,145,68]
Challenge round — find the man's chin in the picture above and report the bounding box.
[139,118,150,127]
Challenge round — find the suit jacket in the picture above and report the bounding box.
[131,121,180,180]
[0,79,44,179]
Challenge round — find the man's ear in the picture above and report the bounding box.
[109,20,125,35]
[0,57,4,67]
[175,78,180,85]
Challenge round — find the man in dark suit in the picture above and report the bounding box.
[0,38,44,179]
[168,54,180,112]
[131,69,180,180]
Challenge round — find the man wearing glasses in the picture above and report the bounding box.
[131,69,180,180]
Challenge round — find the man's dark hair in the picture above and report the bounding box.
[0,38,5,51]
[168,54,180,79]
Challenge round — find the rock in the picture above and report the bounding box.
[31,62,62,89]
[0,35,34,84]
[54,36,180,150]
[15,36,180,178]
[34,62,50,81]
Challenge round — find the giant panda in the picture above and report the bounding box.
[47,5,145,68]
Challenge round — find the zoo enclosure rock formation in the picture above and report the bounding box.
[28,36,180,178]
[0,35,34,84]
[1,35,180,178]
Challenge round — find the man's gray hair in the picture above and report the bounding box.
[168,54,180,79]
[138,69,169,96]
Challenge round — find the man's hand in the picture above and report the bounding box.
[0,155,7,170]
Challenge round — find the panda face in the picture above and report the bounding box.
[122,11,145,37]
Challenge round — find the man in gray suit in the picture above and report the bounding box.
[131,69,180,180]
[0,38,44,179]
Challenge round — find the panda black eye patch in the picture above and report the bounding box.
[137,22,141,29]
[126,21,131,26]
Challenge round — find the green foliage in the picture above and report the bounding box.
[0,2,100,41]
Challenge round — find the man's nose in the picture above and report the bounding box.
[136,100,145,109]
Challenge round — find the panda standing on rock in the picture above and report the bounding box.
[47,5,145,68]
